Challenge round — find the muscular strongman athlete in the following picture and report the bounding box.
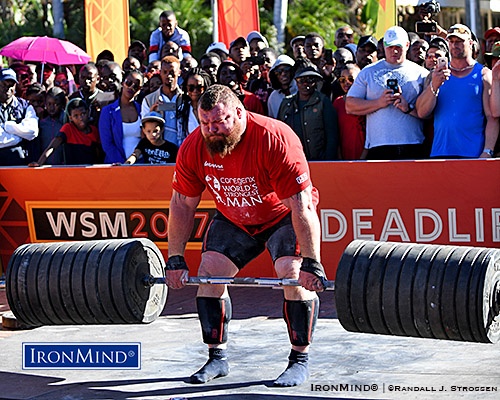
[165,84,326,387]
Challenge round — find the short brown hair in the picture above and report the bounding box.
[199,84,240,111]
[160,55,180,67]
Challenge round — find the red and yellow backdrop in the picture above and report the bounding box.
[0,160,498,278]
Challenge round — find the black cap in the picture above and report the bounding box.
[358,35,378,50]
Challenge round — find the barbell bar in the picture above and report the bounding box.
[142,275,336,290]
[5,238,500,344]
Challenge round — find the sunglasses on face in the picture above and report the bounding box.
[337,32,353,38]
[123,79,141,91]
[187,84,204,92]
[55,79,68,86]
[448,26,470,35]
[296,76,318,84]
[338,76,355,84]
[275,66,292,75]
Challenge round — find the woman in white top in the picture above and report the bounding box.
[177,68,213,144]
[99,70,144,163]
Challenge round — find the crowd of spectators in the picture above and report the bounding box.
[1,6,499,167]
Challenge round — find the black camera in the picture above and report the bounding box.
[248,55,265,66]
[419,0,441,15]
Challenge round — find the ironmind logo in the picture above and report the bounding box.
[26,201,216,247]
[23,343,141,369]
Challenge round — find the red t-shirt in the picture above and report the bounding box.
[172,112,313,235]
[333,96,366,160]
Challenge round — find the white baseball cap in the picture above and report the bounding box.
[383,26,409,47]
[206,42,229,55]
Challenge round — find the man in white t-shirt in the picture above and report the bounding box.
[346,26,429,159]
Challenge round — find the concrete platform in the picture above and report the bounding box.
[0,285,499,400]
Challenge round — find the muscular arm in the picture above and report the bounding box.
[167,190,201,257]
[416,66,450,119]
[481,67,499,157]
[281,185,321,262]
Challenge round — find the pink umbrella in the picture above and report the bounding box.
[0,36,91,65]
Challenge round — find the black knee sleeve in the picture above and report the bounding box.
[283,298,319,346]
[196,297,232,345]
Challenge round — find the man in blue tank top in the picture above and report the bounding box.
[416,24,499,158]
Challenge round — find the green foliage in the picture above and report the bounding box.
[285,0,349,49]
[130,0,213,59]
[0,0,48,48]
[361,0,379,31]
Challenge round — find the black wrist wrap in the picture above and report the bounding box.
[165,255,189,271]
[300,257,327,282]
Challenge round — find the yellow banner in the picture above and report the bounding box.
[375,0,397,40]
[85,0,130,63]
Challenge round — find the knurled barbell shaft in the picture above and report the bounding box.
[143,275,335,290]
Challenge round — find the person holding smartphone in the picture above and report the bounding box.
[345,26,429,160]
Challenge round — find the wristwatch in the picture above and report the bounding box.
[404,104,415,114]
[483,148,494,156]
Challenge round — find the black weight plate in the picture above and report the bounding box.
[468,248,491,342]
[36,242,68,324]
[97,239,128,324]
[440,246,472,341]
[335,240,371,332]
[60,242,88,324]
[365,242,399,335]
[22,244,52,326]
[480,249,500,343]
[110,240,142,323]
[381,242,418,336]
[454,247,483,342]
[135,240,167,323]
[47,241,81,324]
[110,239,167,324]
[6,244,37,326]
[349,241,382,333]
[84,240,116,324]
[426,245,456,340]
[412,244,443,338]
[397,243,428,337]
[70,241,100,324]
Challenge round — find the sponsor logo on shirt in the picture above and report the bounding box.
[296,172,309,184]
[204,161,224,170]
[205,174,262,207]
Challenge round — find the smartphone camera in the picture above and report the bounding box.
[415,21,438,33]
[324,49,334,65]
[387,78,399,93]
[437,56,447,69]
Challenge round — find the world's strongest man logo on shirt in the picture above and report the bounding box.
[205,174,262,207]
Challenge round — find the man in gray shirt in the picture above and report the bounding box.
[346,26,428,159]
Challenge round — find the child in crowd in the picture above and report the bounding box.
[125,112,177,164]
[25,83,47,119]
[31,98,102,166]
[36,87,67,164]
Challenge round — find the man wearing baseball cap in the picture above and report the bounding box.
[345,26,429,160]
[0,68,39,165]
[417,23,498,158]
[229,37,250,65]
[355,35,378,69]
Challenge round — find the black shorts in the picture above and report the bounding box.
[202,211,299,269]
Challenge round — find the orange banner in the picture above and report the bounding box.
[85,0,130,63]
[217,0,260,46]
[0,160,499,279]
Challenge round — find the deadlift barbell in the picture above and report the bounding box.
[5,238,500,344]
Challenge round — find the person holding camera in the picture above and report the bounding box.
[416,24,498,158]
[415,0,447,40]
[345,26,429,160]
